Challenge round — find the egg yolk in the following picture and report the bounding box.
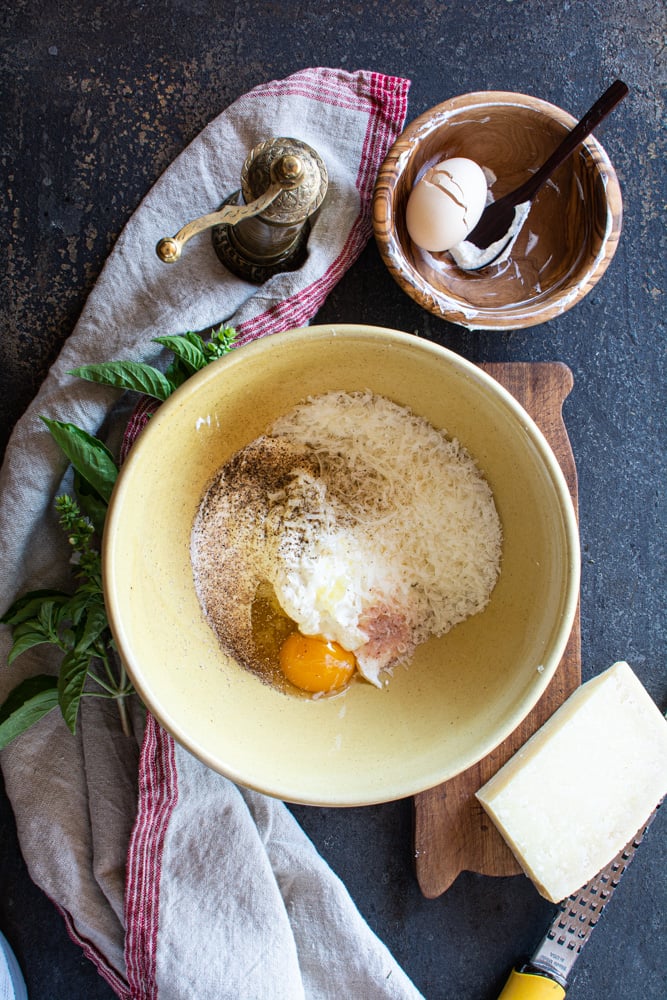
[279,633,357,694]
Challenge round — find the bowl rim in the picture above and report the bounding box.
[373,90,623,331]
[103,324,582,805]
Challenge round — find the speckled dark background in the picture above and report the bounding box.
[1,2,665,999]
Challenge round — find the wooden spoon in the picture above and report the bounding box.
[463,79,629,266]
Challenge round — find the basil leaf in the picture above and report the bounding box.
[0,675,59,749]
[69,361,175,401]
[1,590,69,626]
[64,587,96,625]
[163,334,206,387]
[61,593,90,628]
[75,598,109,652]
[182,331,208,347]
[37,600,69,641]
[41,418,118,503]
[153,334,208,373]
[60,626,76,648]
[73,470,108,534]
[57,649,89,734]
[7,620,53,664]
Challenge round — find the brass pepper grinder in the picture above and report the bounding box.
[156,137,328,284]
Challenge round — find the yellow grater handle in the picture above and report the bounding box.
[497,968,566,999]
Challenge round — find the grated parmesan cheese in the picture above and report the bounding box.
[267,390,502,685]
[191,390,502,690]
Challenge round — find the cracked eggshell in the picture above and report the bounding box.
[405,157,488,252]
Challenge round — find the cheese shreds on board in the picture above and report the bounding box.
[476,661,667,903]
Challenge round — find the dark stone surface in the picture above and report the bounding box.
[1,2,665,998]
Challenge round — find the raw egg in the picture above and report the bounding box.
[405,156,488,252]
[279,633,357,694]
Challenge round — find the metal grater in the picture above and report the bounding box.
[520,808,659,991]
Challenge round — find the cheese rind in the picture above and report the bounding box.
[476,661,667,902]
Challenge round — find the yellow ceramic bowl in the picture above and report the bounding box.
[103,325,580,805]
[373,91,623,330]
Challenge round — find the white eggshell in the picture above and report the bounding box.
[405,157,488,252]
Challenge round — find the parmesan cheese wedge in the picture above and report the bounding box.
[476,661,667,902]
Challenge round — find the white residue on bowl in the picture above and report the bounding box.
[449,201,532,271]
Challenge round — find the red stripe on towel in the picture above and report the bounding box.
[54,902,132,999]
[124,716,179,999]
[120,396,160,462]
[244,67,395,113]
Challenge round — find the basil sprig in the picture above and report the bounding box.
[0,325,237,748]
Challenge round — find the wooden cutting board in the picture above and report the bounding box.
[413,361,581,898]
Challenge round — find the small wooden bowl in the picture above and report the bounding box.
[373,91,623,330]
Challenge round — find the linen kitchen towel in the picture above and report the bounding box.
[0,68,423,999]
